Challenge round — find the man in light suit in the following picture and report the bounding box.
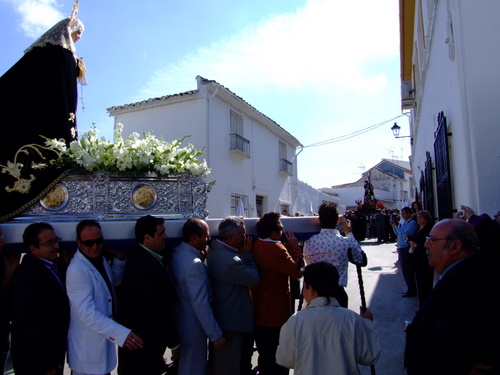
[118,215,181,375]
[169,218,226,375]
[66,220,143,375]
[10,222,69,375]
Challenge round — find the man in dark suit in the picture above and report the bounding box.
[375,210,385,243]
[405,219,500,374]
[118,215,181,375]
[10,222,70,375]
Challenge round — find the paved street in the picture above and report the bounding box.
[4,238,417,375]
[346,238,418,375]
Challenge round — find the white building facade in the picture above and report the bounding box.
[321,159,413,211]
[108,76,339,218]
[400,0,500,220]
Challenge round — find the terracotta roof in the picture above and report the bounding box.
[107,90,197,113]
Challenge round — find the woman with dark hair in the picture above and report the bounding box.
[407,210,434,306]
[0,8,85,221]
[410,201,422,220]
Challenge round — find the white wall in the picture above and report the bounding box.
[111,80,301,219]
[293,180,342,216]
[410,0,500,217]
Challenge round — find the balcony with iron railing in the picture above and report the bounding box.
[279,158,293,176]
[229,133,250,158]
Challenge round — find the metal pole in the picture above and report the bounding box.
[348,248,376,375]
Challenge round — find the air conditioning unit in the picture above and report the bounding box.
[401,81,415,109]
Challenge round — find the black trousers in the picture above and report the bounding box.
[254,326,288,375]
[118,342,167,375]
[398,247,417,294]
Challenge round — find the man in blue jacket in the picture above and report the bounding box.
[206,216,259,375]
[392,207,418,297]
[169,218,226,375]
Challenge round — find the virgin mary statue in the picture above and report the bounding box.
[0,2,85,221]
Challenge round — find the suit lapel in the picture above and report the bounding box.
[76,250,111,297]
[26,253,67,295]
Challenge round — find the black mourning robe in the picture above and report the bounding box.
[0,44,78,221]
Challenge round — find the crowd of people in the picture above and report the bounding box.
[0,203,382,375]
[281,201,500,374]
[2,4,499,374]
[0,201,499,374]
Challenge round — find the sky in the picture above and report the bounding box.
[0,0,411,189]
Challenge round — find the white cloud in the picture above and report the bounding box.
[132,0,407,190]
[138,0,399,99]
[2,0,64,38]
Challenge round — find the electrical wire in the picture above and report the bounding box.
[302,115,406,149]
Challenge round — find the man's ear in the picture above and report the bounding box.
[29,244,38,256]
[449,239,463,255]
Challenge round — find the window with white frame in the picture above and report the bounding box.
[255,195,264,218]
[231,193,249,217]
[229,110,250,156]
[279,140,293,175]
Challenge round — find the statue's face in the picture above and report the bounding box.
[71,29,83,42]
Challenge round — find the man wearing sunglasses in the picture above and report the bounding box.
[10,222,69,375]
[66,220,143,375]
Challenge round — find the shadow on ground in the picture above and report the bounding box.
[347,240,419,375]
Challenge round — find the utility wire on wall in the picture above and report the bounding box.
[301,115,406,149]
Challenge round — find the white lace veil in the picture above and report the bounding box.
[24,18,85,59]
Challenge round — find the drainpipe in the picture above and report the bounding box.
[205,85,219,167]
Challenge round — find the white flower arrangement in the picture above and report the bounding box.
[45,123,211,176]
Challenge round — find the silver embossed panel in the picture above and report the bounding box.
[18,172,208,221]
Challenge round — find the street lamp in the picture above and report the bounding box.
[391,122,411,138]
[355,197,362,206]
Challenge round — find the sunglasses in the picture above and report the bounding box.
[79,237,104,247]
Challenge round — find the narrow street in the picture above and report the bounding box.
[347,238,418,375]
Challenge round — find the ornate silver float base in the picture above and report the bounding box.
[17,172,208,221]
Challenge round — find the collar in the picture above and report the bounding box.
[139,243,164,264]
[401,217,414,226]
[319,228,340,234]
[35,256,55,267]
[78,249,103,267]
[439,257,467,280]
[259,238,281,243]
[216,239,239,254]
[308,296,341,308]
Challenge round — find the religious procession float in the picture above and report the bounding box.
[0,124,218,250]
[1,124,318,249]
[0,0,318,249]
